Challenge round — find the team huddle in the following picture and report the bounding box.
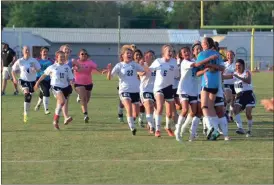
[2,37,256,142]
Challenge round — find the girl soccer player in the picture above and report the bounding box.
[73,49,97,123]
[34,47,53,115]
[223,50,236,122]
[223,59,256,137]
[149,44,179,137]
[34,51,74,130]
[138,50,156,134]
[196,37,224,140]
[106,47,146,135]
[12,46,41,123]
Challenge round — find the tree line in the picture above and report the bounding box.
[2,1,274,33]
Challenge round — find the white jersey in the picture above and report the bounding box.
[139,64,156,93]
[233,70,253,94]
[111,61,144,93]
[150,58,179,92]
[44,63,74,88]
[12,57,41,82]
[223,61,236,84]
[173,59,181,89]
[177,59,198,96]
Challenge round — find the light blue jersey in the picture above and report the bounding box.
[37,59,53,81]
[196,50,223,89]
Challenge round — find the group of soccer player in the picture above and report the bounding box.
[108,38,256,141]
[8,44,97,130]
[3,37,256,142]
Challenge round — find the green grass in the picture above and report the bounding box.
[2,72,273,184]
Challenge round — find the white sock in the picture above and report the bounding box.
[219,116,228,137]
[37,98,42,106]
[175,115,186,135]
[55,104,62,116]
[43,96,49,111]
[248,120,253,132]
[211,116,219,132]
[165,117,173,129]
[146,114,155,128]
[24,102,31,115]
[118,106,123,115]
[203,116,213,130]
[190,116,200,137]
[179,116,189,135]
[155,114,162,131]
[202,117,207,129]
[184,114,193,127]
[234,114,243,128]
[127,117,135,130]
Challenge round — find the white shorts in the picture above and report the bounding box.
[2,67,12,80]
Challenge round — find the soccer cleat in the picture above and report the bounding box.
[76,95,81,103]
[224,136,231,141]
[155,130,161,137]
[13,91,19,95]
[210,131,221,141]
[45,110,51,115]
[1,92,5,96]
[84,116,89,123]
[189,135,195,142]
[53,120,60,130]
[236,128,245,135]
[246,131,252,137]
[149,127,155,134]
[23,114,28,123]
[131,128,137,136]
[165,128,175,137]
[34,105,40,111]
[138,119,145,128]
[206,127,214,140]
[64,117,73,125]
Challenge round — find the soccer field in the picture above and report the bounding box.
[1,72,273,184]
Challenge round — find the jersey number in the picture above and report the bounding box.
[151,71,156,76]
[163,70,167,76]
[127,70,133,76]
[60,73,65,79]
[237,82,243,88]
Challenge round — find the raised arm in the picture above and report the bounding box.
[192,54,218,68]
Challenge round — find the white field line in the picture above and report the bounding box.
[2,158,273,163]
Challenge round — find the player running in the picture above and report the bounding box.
[34,47,53,115]
[149,44,179,137]
[11,46,41,123]
[105,47,146,135]
[223,59,256,137]
[138,50,156,134]
[73,49,98,123]
[34,51,74,130]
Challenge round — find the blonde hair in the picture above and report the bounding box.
[119,46,133,61]
[59,44,71,53]
[161,44,173,56]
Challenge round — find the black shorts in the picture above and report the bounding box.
[202,87,218,94]
[235,90,256,110]
[74,83,93,91]
[39,80,51,97]
[215,96,225,106]
[173,88,179,98]
[178,94,198,104]
[140,92,155,103]
[155,85,174,101]
[224,84,236,95]
[51,85,73,99]
[19,79,36,93]
[119,92,140,104]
